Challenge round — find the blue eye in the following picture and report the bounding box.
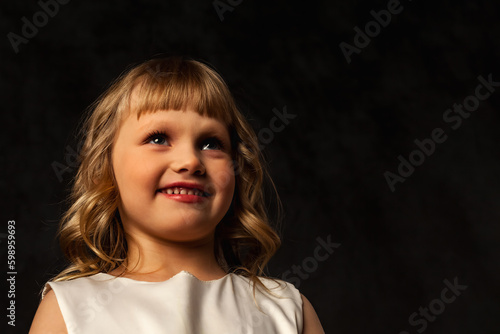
[146,131,169,145]
[202,137,224,150]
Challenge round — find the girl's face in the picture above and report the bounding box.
[111,103,235,244]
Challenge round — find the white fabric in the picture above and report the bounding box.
[42,271,303,334]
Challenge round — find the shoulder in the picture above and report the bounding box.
[252,276,325,333]
[256,275,301,294]
[30,274,108,333]
[252,275,304,305]
[29,289,67,333]
[300,293,325,334]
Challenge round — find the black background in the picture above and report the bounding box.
[1,0,500,333]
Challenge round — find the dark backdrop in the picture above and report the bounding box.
[1,0,499,333]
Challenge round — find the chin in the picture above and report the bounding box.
[152,219,218,241]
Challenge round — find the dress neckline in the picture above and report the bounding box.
[96,270,234,284]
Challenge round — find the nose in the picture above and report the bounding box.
[170,145,206,176]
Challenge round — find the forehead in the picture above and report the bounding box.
[129,108,229,132]
[121,74,233,126]
[121,85,223,127]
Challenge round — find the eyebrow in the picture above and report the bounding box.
[137,117,230,143]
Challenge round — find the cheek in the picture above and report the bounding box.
[113,150,161,198]
[213,161,236,198]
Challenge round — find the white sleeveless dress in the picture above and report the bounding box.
[42,270,304,334]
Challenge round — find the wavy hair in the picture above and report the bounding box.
[45,57,283,301]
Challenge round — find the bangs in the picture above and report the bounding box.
[123,58,235,125]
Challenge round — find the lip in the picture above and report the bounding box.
[157,181,211,203]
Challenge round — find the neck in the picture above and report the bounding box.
[109,232,226,282]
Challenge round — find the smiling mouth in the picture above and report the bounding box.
[158,187,210,197]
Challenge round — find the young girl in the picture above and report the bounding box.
[30,57,324,333]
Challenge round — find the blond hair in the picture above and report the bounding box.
[46,56,282,300]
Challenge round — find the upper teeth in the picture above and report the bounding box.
[162,187,205,196]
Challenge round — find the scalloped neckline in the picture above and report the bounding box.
[97,270,233,284]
